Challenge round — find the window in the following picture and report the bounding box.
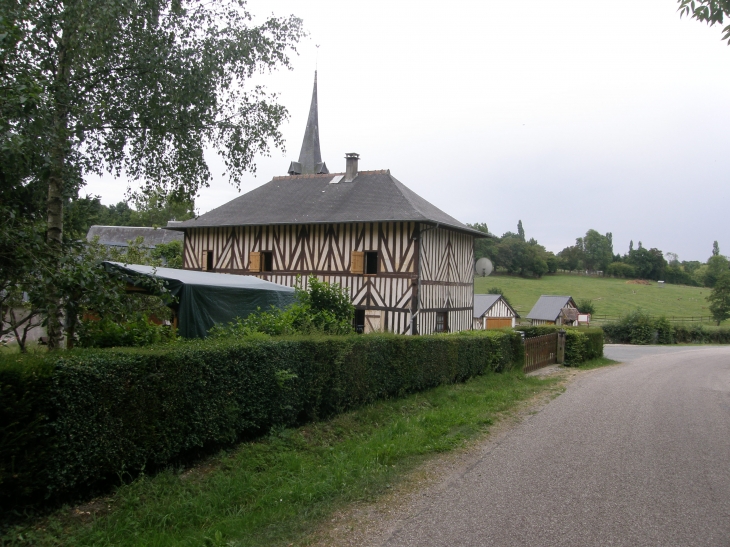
[435,312,448,333]
[202,250,214,271]
[261,251,273,272]
[365,251,378,275]
[353,309,365,334]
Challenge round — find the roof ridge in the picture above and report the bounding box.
[272,169,390,181]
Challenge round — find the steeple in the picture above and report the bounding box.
[288,71,329,175]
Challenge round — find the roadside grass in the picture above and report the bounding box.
[475,273,724,323]
[573,357,620,370]
[2,370,563,547]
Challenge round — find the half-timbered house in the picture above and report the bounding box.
[167,72,484,335]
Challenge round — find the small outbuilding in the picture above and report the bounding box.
[526,295,579,326]
[473,294,519,330]
[103,262,296,338]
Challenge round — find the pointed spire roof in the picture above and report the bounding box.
[288,71,328,175]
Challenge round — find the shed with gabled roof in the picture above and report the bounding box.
[473,294,519,330]
[526,295,579,326]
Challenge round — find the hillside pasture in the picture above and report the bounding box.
[475,273,721,324]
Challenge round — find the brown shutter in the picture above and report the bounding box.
[201,250,209,271]
[351,251,364,274]
[249,252,261,272]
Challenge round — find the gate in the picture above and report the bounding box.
[524,332,565,373]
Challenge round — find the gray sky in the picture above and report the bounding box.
[85,0,730,262]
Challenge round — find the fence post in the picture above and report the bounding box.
[557,330,566,364]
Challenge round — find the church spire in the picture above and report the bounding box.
[288,71,328,175]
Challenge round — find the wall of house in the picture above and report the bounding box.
[182,222,417,334]
[417,226,474,334]
[484,299,516,319]
[182,221,475,336]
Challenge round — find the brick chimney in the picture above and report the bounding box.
[344,152,359,182]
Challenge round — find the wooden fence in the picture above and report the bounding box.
[524,332,563,374]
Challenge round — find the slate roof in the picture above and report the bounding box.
[473,294,519,318]
[526,295,577,321]
[87,226,184,247]
[169,170,484,237]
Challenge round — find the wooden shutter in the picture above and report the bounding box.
[249,252,261,272]
[351,251,364,274]
[201,250,209,271]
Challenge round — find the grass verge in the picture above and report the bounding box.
[574,356,620,370]
[2,370,562,547]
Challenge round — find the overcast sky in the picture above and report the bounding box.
[85,0,730,262]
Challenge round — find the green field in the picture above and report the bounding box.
[475,273,719,322]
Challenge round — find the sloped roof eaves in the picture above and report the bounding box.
[166,171,485,238]
[526,295,575,321]
[473,294,520,318]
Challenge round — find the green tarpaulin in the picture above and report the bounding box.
[103,262,296,338]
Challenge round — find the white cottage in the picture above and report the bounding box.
[473,294,519,330]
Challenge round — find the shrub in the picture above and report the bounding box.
[564,328,603,366]
[0,330,522,510]
[77,313,177,348]
[577,299,595,315]
[606,262,636,278]
[601,310,674,344]
[210,275,354,338]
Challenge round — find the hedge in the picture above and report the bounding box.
[603,322,730,344]
[0,331,522,511]
[515,326,604,366]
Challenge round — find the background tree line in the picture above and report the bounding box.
[470,221,728,290]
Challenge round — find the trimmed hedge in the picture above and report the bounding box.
[515,325,604,366]
[0,331,522,510]
[603,322,730,344]
[564,329,604,365]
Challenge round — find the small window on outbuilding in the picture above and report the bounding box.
[435,312,448,333]
[365,251,378,275]
[261,251,273,272]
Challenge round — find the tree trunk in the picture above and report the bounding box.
[45,24,73,351]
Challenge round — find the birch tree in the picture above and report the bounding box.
[1,1,303,348]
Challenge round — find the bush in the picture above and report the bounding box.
[601,310,673,344]
[77,313,177,348]
[564,328,603,365]
[577,299,595,315]
[209,275,355,338]
[606,262,636,278]
[602,310,730,344]
[0,330,522,511]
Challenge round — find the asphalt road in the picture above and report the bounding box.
[377,346,730,546]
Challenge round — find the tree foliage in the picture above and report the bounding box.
[678,0,730,43]
[2,0,303,347]
[707,271,730,325]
